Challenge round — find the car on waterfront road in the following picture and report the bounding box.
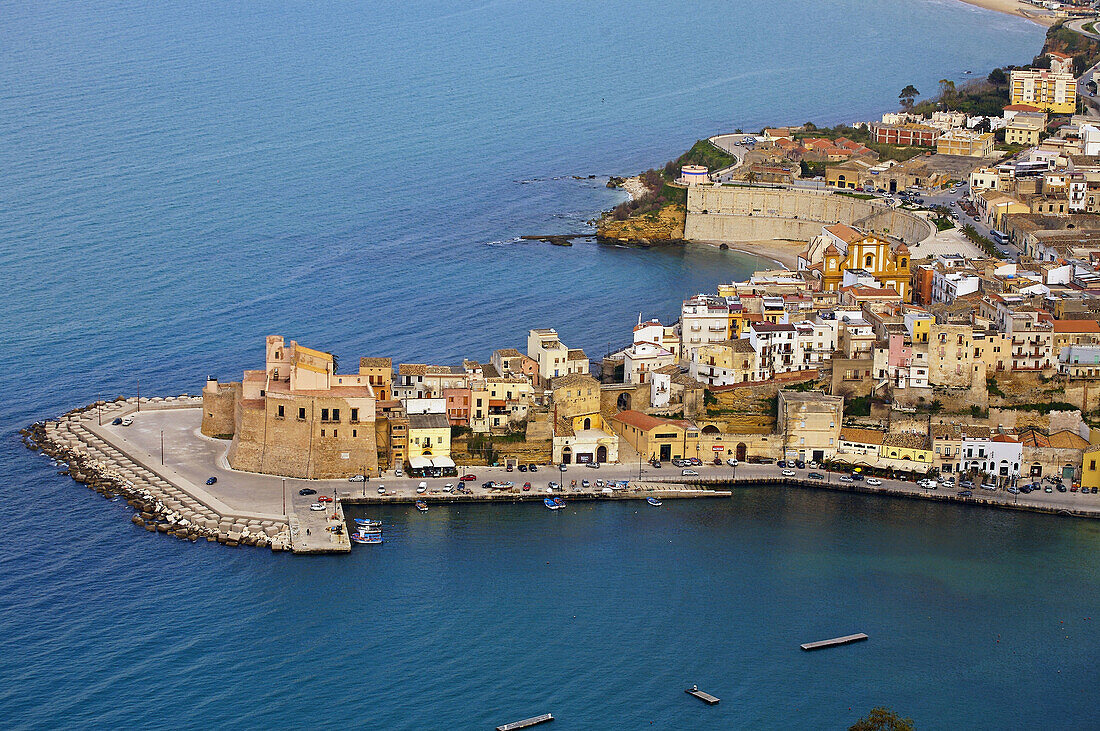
[528,465,538,472]
[377,485,386,494]
[958,490,973,497]
[850,473,864,481]
[443,483,454,492]
[558,464,568,472]
[309,503,325,511]
[777,460,787,468]
[585,462,600,469]
[348,474,365,482]
[523,482,531,491]
[808,472,824,480]
[581,479,591,488]
[1007,486,1020,494]
[1092,486,1098,494]
[682,469,698,476]
[318,495,333,503]
[795,461,806,469]
[688,457,702,466]
[726,458,738,467]
[1070,485,1078,492]
[839,475,854,483]
[517,465,527,472]
[548,481,559,490]
[460,474,476,481]
[781,469,796,477]
[121,417,133,426]
[1045,486,1053,493]
[866,478,882,486]
[650,460,662,468]
[960,480,974,489]
[394,469,403,477]
[417,482,427,493]
[981,483,996,491]
[919,479,938,489]
[1057,484,1067,492]
[111,417,123,425]
[299,488,316,496]
[206,476,218,485]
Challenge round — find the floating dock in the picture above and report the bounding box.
[496,712,553,730]
[800,632,868,651]
[685,688,720,704]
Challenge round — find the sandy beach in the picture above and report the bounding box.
[703,239,805,270]
[953,0,1055,26]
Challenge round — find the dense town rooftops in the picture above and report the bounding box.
[1053,320,1100,333]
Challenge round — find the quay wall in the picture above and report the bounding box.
[684,187,933,245]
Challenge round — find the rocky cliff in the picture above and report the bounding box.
[596,204,686,246]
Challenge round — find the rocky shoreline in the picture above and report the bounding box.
[21,398,291,552]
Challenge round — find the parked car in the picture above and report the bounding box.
[919,479,937,489]
[850,473,864,481]
[517,464,527,472]
[417,482,427,494]
[960,480,974,489]
[1057,484,1067,493]
[726,458,738,467]
[111,417,123,425]
[121,417,133,426]
[585,462,600,469]
[581,479,591,488]
[1007,486,1020,494]
[298,488,316,496]
[318,495,333,503]
[558,464,568,471]
[781,469,796,477]
[650,460,663,468]
[808,461,819,469]
[206,476,218,485]
[1045,486,1053,493]
[443,483,454,492]
[808,472,824,480]
[528,465,538,472]
[980,483,997,491]
[682,469,699,476]
[958,490,974,497]
[394,469,403,477]
[522,482,531,491]
[777,460,787,468]
[795,461,806,470]
[348,474,365,482]
[377,485,386,494]
[309,503,325,512]
[689,458,702,466]
[460,474,476,481]
[548,481,560,490]
[839,475,854,483]
[505,464,513,472]
[866,478,882,486]
[1092,487,1098,494]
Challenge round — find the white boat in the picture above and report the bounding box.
[646,497,662,507]
[415,500,428,512]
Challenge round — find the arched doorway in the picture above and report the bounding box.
[596,445,608,463]
[562,447,572,464]
[583,417,591,430]
[616,393,630,411]
[736,442,747,461]
[701,424,720,435]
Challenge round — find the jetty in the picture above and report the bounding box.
[685,687,720,704]
[496,712,553,730]
[800,633,868,651]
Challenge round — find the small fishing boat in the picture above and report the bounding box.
[544,497,561,510]
[351,531,382,544]
[354,518,381,527]
[415,500,428,512]
[646,497,663,507]
[553,497,566,508]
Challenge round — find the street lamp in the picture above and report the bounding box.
[160,430,164,465]
[282,478,286,516]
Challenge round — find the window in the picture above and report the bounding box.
[351,408,358,422]
[333,429,338,438]
[353,429,357,437]
[332,408,340,421]
[298,407,306,420]
[321,408,330,421]
[321,429,325,437]
[277,405,284,418]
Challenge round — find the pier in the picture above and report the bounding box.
[496,713,553,730]
[800,633,868,651]
[685,687,720,704]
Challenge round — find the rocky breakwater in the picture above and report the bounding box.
[21,397,292,552]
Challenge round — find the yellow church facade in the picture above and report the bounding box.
[820,233,911,300]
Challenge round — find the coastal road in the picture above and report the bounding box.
[1066,18,1100,118]
[96,408,1100,519]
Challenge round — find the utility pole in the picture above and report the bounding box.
[160,430,164,465]
[282,478,286,515]
[137,379,140,412]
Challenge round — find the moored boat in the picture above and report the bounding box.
[351,531,382,544]
[553,497,566,508]
[415,500,428,512]
[646,497,662,507]
[543,497,561,510]
[354,518,381,527]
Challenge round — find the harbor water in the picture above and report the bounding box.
[4,0,1096,727]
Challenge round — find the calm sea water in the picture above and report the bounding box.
[4,0,1092,728]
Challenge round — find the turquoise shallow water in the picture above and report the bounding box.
[4,0,1095,728]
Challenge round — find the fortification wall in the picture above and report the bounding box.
[684,187,932,245]
[201,381,239,439]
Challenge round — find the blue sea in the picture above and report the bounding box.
[4,0,1095,727]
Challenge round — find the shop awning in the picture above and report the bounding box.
[430,456,456,468]
[408,456,433,469]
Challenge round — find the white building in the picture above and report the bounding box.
[794,320,836,369]
[632,317,680,357]
[527,328,589,385]
[931,269,980,304]
[959,433,1023,484]
[623,342,676,385]
[680,295,731,362]
[748,322,797,375]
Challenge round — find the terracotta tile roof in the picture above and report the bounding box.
[840,427,885,445]
[494,347,523,358]
[398,363,427,376]
[612,410,695,432]
[359,357,392,369]
[824,223,863,243]
[882,432,930,450]
[567,349,588,361]
[1053,319,1100,333]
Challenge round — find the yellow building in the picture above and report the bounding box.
[1004,113,1046,146]
[407,413,451,461]
[819,232,911,299]
[1010,69,1077,114]
[611,410,700,462]
[936,130,995,157]
[551,373,602,432]
[880,432,934,466]
[1081,444,1100,489]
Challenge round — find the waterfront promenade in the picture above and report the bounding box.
[35,400,1100,557]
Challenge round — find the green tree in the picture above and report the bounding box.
[987,67,1007,85]
[899,85,920,110]
[850,707,915,731]
[938,78,956,101]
